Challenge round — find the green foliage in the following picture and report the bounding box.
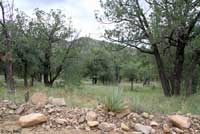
[102,88,127,112]
[98,0,200,96]
[84,46,114,83]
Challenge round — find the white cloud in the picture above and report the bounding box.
[14,0,104,40]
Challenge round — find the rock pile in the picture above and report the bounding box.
[0,93,200,133]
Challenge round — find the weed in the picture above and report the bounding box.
[102,88,127,112]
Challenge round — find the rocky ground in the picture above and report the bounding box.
[0,92,200,134]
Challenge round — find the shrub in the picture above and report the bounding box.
[102,88,127,112]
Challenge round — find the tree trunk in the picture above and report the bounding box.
[38,73,42,82]
[43,73,54,87]
[43,73,50,86]
[24,61,28,87]
[4,66,7,82]
[6,52,15,92]
[4,29,15,92]
[131,79,133,91]
[170,41,185,95]
[154,46,171,97]
[92,76,97,84]
[30,74,34,87]
[48,81,54,87]
[43,52,53,87]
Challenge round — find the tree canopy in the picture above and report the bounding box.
[97,0,200,96]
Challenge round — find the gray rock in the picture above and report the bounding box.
[55,118,67,125]
[134,123,152,134]
[8,103,18,110]
[87,121,99,127]
[98,122,116,132]
[50,98,66,106]
[15,106,25,115]
[86,111,97,121]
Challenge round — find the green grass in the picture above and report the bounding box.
[0,78,200,114]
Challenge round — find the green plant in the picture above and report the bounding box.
[102,88,127,112]
[130,96,146,113]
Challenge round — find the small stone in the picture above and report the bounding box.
[15,106,25,115]
[163,124,171,133]
[132,132,143,134]
[98,122,116,132]
[186,113,192,117]
[9,110,14,114]
[149,115,154,119]
[50,98,66,106]
[142,112,149,119]
[86,111,97,121]
[169,115,191,129]
[44,125,50,129]
[44,104,54,109]
[78,116,85,123]
[173,127,184,133]
[18,113,47,127]
[85,126,91,131]
[121,123,129,131]
[116,109,130,118]
[48,108,55,114]
[87,121,99,127]
[55,118,67,125]
[108,112,115,116]
[8,103,18,110]
[3,100,9,103]
[150,121,159,127]
[42,124,46,128]
[134,123,152,134]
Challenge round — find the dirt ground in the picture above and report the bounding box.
[0,115,88,134]
[0,122,95,134]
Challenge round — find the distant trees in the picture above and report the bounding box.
[97,0,200,96]
[85,47,114,84]
[81,38,156,87]
[121,61,137,91]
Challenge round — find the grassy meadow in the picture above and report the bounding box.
[0,76,200,114]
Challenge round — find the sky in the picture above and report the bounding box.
[14,0,104,40]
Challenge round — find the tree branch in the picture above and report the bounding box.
[107,37,154,54]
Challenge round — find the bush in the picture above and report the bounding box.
[102,88,127,112]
